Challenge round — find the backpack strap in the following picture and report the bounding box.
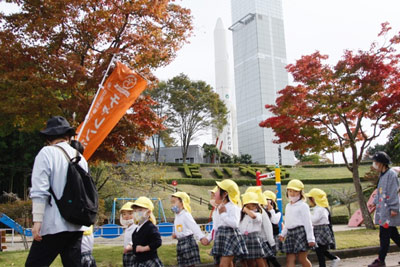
[54,145,81,163]
[48,145,80,204]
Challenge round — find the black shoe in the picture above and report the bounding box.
[368,259,386,267]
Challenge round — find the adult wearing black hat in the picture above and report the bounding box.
[25,116,88,267]
[368,152,400,267]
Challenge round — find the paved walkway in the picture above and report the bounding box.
[330,252,399,267]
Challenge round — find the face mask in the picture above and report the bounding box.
[372,162,380,170]
[171,205,180,214]
[120,215,134,227]
[133,211,148,224]
[289,195,300,203]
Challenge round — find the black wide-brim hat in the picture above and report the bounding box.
[40,116,76,136]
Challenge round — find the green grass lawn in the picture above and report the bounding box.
[0,229,390,267]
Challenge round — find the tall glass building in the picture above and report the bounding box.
[230,0,294,165]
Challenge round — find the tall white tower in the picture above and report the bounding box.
[213,18,239,155]
[230,0,295,165]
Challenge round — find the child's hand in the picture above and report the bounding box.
[267,201,273,211]
[218,203,226,214]
[136,245,149,253]
[200,237,209,246]
[308,242,315,247]
[124,245,133,254]
[172,233,177,239]
[279,235,285,242]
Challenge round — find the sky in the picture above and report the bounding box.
[153,0,400,162]
[2,0,400,162]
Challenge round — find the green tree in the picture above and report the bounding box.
[203,143,221,163]
[367,128,400,163]
[166,74,228,163]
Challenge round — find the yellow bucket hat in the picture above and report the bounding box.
[242,192,259,206]
[120,201,134,212]
[245,186,267,205]
[216,179,241,206]
[305,188,329,208]
[132,196,156,225]
[172,192,192,213]
[286,179,304,191]
[210,186,218,194]
[263,190,277,204]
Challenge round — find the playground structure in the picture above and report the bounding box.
[94,197,169,239]
[0,212,31,250]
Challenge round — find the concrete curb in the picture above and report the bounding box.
[191,244,400,267]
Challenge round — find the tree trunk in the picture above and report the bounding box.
[352,164,375,229]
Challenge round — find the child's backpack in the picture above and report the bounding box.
[49,145,98,226]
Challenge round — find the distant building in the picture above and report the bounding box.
[230,0,295,165]
[127,144,205,164]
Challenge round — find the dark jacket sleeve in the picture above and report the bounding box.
[148,223,162,250]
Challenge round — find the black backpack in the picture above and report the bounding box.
[49,145,98,226]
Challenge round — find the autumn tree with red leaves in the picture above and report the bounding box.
[0,0,192,162]
[260,23,400,229]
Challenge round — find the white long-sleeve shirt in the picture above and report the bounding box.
[281,201,315,243]
[268,209,282,225]
[214,202,241,229]
[261,210,275,246]
[174,210,205,240]
[239,212,262,234]
[124,223,138,247]
[206,209,220,242]
[310,206,330,226]
[30,141,88,235]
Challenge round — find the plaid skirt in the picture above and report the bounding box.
[241,232,265,260]
[135,257,163,267]
[314,224,336,249]
[211,226,248,264]
[123,251,136,267]
[261,240,275,258]
[281,226,310,254]
[177,234,201,266]
[81,251,97,267]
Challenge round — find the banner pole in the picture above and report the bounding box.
[77,54,116,140]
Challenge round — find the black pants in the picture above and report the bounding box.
[315,244,337,267]
[378,226,400,262]
[25,231,83,267]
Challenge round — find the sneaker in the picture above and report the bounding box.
[331,257,340,267]
[367,259,386,267]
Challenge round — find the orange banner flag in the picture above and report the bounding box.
[77,61,147,160]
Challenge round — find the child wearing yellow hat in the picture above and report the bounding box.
[245,187,276,263]
[262,190,282,267]
[206,186,220,243]
[279,179,315,267]
[305,188,340,267]
[209,179,248,266]
[125,197,163,267]
[239,191,267,267]
[120,202,137,267]
[171,192,207,267]
[81,225,96,267]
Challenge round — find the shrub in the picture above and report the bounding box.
[223,167,233,177]
[331,215,349,224]
[214,168,224,179]
[183,165,192,178]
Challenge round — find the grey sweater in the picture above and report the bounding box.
[373,168,400,227]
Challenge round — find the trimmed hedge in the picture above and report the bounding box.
[183,164,192,178]
[302,161,372,168]
[331,215,349,224]
[161,177,366,186]
[223,167,233,177]
[214,168,224,179]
